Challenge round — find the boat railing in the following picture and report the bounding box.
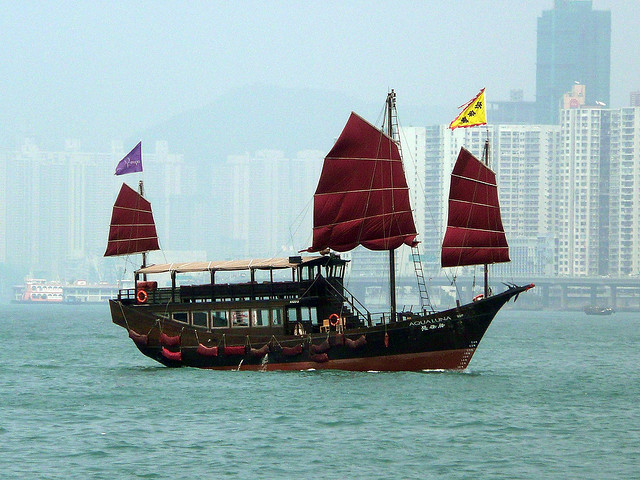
[368,310,421,326]
[322,278,372,327]
[180,281,306,303]
[118,280,311,305]
[370,312,389,325]
[118,288,177,304]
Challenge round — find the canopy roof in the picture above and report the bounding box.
[136,256,345,275]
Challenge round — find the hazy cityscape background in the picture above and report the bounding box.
[1,1,639,308]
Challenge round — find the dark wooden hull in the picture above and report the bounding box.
[110,285,529,371]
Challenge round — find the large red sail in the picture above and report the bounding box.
[441,148,510,267]
[307,112,417,252]
[104,183,160,257]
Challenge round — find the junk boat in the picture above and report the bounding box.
[106,91,533,371]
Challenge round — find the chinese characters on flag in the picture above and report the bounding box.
[449,89,487,130]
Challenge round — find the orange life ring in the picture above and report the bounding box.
[136,289,148,303]
[473,294,483,302]
[329,313,340,327]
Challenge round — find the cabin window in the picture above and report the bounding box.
[231,310,249,327]
[211,311,228,328]
[300,307,319,325]
[301,267,312,281]
[251,309,270,327]
[271,308,283,326]
[287,307,299,323]
[173,312,189,324]
[192,311,208,328]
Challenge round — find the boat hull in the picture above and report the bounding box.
[109,285,529,372]
[583,306,615,315]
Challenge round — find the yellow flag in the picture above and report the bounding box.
[449,88,487,129]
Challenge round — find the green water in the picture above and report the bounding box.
[1,304,638,479]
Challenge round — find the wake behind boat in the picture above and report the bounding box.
[107,91,533,371]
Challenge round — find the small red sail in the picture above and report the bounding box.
[104,183,160,257]
[441,148,510,267]
[307,112,417,252]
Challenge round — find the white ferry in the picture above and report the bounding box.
[13,279,64,303]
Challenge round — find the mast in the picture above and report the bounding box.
[139,180,148,281]
[105,141,160,279]
[482,139,489,298]
[306,92,418,323]
[387,90,397,322]
[443,88,510,297]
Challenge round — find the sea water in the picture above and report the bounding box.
[0,304,638,479]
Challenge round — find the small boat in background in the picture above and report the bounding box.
[584,306,615,315]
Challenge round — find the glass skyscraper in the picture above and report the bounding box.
[535,0,610,124]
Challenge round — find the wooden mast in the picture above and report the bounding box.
[387,90,397,322]
[483,139,490,298]
[139,180,147,281]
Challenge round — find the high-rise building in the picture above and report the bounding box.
[488,89,537,125]
[556,105,606,275]
[555,94,640,277]
[536,0,611,124]
[225,149,323,259]
[0,140,184,283]
[606,107,640,276]
[403,124,559,278]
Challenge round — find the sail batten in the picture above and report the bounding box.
[315,186,410,196]
[307,112,417,253]
[441,148,510,268]
[104,183,160,257]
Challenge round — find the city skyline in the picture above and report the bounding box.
[3,90,639,285]
[1,1,639,294]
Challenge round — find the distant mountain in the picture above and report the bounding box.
[136,85,451,161]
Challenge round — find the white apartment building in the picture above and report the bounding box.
[557,104,640,277]
[409,124,557,279]
[603,107,640,276]
[0,140,183,281]
[225,150,323,259]
[557,106,603,276]
[489,124,559,277]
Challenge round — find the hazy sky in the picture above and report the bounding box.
[1,1,638,146]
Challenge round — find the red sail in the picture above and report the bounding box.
[104,183,160,257]
[441,148,510,267]
[307,112,417,252]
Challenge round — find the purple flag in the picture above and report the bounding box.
[115,142,142,175]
